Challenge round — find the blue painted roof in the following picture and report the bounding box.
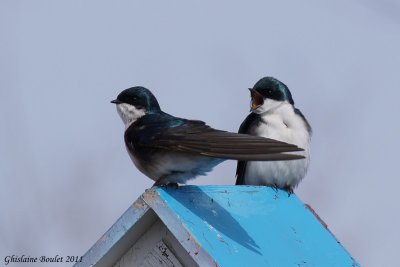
[77,185,360,267]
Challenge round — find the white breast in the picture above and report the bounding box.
[245,103,311,188]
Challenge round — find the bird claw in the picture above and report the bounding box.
[283,185,294,197]
[166,182,179,189]
[153,176,179,189]
[271,184,279,192]
[267,184,293,197]
[153,175,167,187]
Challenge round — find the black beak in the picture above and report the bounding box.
[111,99,121,104]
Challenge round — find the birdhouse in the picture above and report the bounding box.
[75,186,359,267]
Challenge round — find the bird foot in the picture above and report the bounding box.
[283,185,294,197]
[267,184,293,197]
[153,176,179,189]
[153,175,167,187]
[166,182,179,189]
[271,184,279,192]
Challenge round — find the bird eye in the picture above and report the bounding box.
[268,90,273,94]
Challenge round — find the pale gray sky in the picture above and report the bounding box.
[1,1,400,266]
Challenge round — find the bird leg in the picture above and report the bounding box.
[166,182,179,189]
[283,185,294,197]
[271,184,279,192]
[267,184,294,197]
[153,175,179,188]
[153,175,168,187]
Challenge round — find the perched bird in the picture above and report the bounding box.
[111,86,304,186]
[236,77,311,193]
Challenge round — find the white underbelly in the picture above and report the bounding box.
[245,156,309,187]
[245,120,310,188]
[127,147,222,184]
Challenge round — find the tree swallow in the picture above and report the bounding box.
[235,77,311,193]
[111,86,305,186]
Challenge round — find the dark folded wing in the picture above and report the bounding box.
[236,113,261,185]
[137,117,304,161]
[235,160,247,185]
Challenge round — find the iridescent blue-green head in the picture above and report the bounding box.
[249,77,294,113]
[111,86,161,127]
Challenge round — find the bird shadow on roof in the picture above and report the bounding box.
[160,186,261,255]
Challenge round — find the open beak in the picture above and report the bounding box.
[110,99,122,104]
[248,88,264,111]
